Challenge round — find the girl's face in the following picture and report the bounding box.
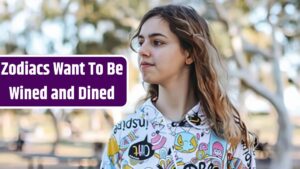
[137,16,190,86]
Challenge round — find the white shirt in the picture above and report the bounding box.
[100,99,256,169]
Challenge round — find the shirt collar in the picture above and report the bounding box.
[138,99,209,129]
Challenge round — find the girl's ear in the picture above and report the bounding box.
[185,50,193,65]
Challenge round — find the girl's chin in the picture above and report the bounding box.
[142,78,157,84]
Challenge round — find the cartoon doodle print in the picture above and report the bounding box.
[151,131,167,150]
[107,136,120,165]
[187,111,202,126]
[101,100,255,168]
[120,129,139,151]
[114,118,148,134]
[241,140,254,168]
[174,152,185,166]
[152,118,165,131]
[191,143,209,163]
[199,128,210,137]
[174,131,198,153]
[140,105,157,121]
[184,156,224,169]
[121,160,133,169]
[155,148,179,169]
[101,161,115,169]
[182,161,216,169]
[128,136,154,161]
[209,131,227,160]
[227,157,248,169]
[151,120,167,150]
[121,160,155,169]
[171,119,192,128]
[212,141,224,159]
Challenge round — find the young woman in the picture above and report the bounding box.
[100,4,256,169]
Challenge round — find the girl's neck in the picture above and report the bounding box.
[155,81,197,122]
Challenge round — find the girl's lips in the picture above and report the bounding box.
[140,62,155,69]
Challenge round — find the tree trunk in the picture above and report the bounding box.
[269,23,292,169]
[46,109,59,155]
[240,71,292,169]
[271,98,292,169]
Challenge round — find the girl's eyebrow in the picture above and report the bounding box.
[138,33,167,38]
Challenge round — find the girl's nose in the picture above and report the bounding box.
[138,43,151,57]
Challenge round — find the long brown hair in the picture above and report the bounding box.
[130,5,254,148]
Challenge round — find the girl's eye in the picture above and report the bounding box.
[138,39,144,46]
[152,40,164,46]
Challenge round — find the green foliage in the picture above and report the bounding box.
[0,0,151,54]
[235,0,250,13]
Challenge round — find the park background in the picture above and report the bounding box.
[0,0,299,168]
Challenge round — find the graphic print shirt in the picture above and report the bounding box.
[100,99,256,169]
